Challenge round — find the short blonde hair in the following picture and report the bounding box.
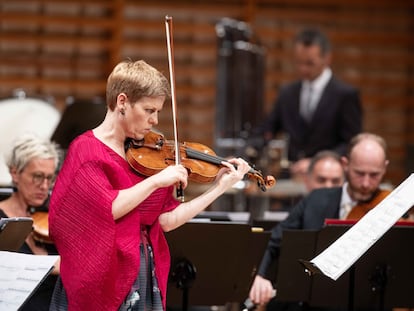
[106,60,171,110]
[7,134,61,173]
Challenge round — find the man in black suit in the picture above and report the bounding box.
[248,133,390,310]
[259,27,362,180]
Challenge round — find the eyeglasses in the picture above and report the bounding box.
[31,172,56,186]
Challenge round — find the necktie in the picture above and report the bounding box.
[301,85,313,122]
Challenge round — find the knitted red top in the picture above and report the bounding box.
[49,131,179,310]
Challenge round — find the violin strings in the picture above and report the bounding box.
[185,147,258,175]
[185,147,224,165]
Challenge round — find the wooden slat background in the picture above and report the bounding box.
[0,0,413,186]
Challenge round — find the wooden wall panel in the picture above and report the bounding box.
[0,0,413,186]
[0,0,113,109]
[252,1,414,184]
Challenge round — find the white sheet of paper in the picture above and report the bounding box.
[310,173,414,280]
[0,251,59,310]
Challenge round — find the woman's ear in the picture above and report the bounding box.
[116,93,128,115]
[10,166,19,185]
[117,93,127,104]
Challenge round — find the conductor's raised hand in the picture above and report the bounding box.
[215,158,251,190]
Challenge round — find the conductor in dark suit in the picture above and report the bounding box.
[249,133,390,310]
[260,27,362,179]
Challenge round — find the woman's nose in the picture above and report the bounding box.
[150,114,158,125]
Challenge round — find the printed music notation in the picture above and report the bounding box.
[306,173,414,281]
[0,251,59,310]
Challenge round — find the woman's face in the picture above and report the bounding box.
[124,96,165,140]
[12,158,56,207]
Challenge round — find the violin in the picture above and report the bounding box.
[28,205,53,244]
[126,16,275,199]
[346,189,391,220]
[125,130,276,192]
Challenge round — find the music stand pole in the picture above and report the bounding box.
[170,258,196,311]
[348,265,355,311]
[369,264,389,311]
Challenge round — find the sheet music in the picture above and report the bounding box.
[0,251,59,310]
[310,173,414,281]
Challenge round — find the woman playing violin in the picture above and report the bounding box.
[48,60,251,311]
[0,133,61,311]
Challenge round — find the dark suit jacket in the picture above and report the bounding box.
[257,187,342,278]
[262,76,362,161]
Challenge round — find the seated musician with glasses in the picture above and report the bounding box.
[0,133,61,311]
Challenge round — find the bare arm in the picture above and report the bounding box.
[158,158,251,232]
[111,164,188,220]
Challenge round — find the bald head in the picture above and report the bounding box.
[347,133,387,161]
[343,133,389,202]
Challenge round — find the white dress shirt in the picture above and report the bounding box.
[300,67,332,122]
[339,182,357,219]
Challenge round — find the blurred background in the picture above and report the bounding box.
[0,0,413,187]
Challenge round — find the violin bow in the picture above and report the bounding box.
[165,15,184,202]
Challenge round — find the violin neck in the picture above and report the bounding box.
[185,147,224,166]
[185,147,256,174]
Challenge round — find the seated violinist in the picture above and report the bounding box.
[249,132,391,309]
[0,133,61,311]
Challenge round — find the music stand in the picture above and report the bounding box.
[0,217,33,251]
[277,224,414,310]
[165,222,270,310]
[275,229,317,303]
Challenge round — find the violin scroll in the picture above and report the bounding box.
[247,168,276,192]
